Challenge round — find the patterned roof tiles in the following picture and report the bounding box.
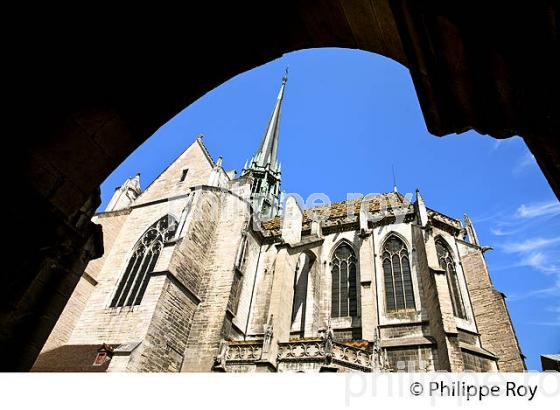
[261,192,408,231]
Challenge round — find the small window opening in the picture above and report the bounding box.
[180,169,188,182]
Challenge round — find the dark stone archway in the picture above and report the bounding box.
[2,1,558,370]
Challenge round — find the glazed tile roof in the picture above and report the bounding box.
[342,340,370,350]
[286,338,370,350]
[261,192,410,232]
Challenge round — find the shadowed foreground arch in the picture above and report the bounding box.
[3,1,558,370]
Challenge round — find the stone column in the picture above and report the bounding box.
[413,190,463,371]
[460,246,526,371]
[423,231,464,371]
[181,190,249,372]
[257,196,302,370]
[358,233,377,341]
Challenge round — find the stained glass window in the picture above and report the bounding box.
[435,238,467,319]
[382,236,416,312]
[331,243,358,318]
[110,215,177,308]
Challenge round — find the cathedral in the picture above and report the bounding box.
[32,73,526,373]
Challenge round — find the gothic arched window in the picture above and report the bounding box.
[435,239,467,319]
[331,243,358,318]
[382,236,415,312]
[110,215,178,308]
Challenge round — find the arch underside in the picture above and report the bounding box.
[4,1,559,370]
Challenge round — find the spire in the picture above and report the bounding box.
[255,68,287,169]
[242,70,288,219]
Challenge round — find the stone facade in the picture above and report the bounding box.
[32,79,526,373]
[31,135,525,372]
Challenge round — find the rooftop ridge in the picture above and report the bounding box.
[195,135,215,167]
[261,192,409,231]
[426,207,462,223]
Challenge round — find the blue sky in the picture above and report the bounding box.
[99,48,559,370]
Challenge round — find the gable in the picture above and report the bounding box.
[135,138,214,205]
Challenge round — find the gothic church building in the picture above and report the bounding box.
[32,74,525,373]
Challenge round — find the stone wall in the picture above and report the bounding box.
[459,244,525,371]
[36,275,97,356]
[128,278,198,372]
[385,346,435,371]
[67,200,186,346]
[411,224,449,370]
[248,245,278,335]
[34,211,130,358]
[380,323,429,339]
[358,233,377,341]
[135,138,214,205]
[87,210,131,279]
[231,230,265,336]
[171,191,222,298]
[31,157,528,374]
[181,189,250,371]
[462,350,495,372]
